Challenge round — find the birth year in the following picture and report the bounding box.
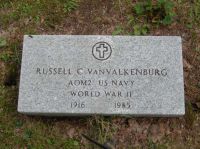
[71,101,85,109]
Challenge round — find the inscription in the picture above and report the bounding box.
[36,67,168,110]
[69,90,132,98]
[36,68,168,76]
[18,35,184,116]
[71,101,85,109]
[68,80,92,86]
[114,101,131,109]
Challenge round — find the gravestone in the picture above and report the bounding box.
[18,35,185,116]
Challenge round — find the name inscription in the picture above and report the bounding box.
[36,67,168,110]
[36,67,168,76]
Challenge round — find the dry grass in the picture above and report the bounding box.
[0,0,200,148]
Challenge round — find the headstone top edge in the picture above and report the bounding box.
[23,35,182,38]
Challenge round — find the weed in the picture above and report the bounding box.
[127,14,135,26]
[112,25,124,35]
[133,24,149,35]
[63,0,79,13]
[0,53,11,62]
[86,116,116,148]
[46,138,55,145]
[194,48,200,53]
[15,120,23,128]
[63,139,80,149]
[127,0,176,35]
[9,40,21,64]
[133,0,176,25]
[23,129,33,140]
[147,139,168,149]
[0,0,79,29]
[127,14,149,35]
[188,0,200,28]
[0,38,21,64]
[185,101,196,127]
[0,37,7,48]
[0,47,20,64]
[0,51,18,86]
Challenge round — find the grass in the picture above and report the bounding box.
[112,25,125,35]
[0,42,21,63]
[0,53,11,62]
[0,0,82,148]
[121,0,176,35]
[86,116,116,148]
[188,0,200,28]
[0,0,79,29]
[0,85,81,148]
[147,140,168,149]
[0,0,200,148]
[185,101,196,127]
[134,0,176,25]
[176,0,200,29]
[122,0,200,35]
[0,37,7,48]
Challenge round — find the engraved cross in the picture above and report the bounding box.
[96,44,108,58]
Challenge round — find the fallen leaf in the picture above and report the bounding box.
[67,127,75,138]
[183,59,192,69]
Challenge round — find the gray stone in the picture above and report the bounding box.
[18,35,185,116]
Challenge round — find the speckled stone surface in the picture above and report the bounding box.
[18,35,185,116]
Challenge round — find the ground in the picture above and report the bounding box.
[0,0,200,149]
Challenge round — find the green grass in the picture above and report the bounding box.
[147,140,168,149]
[0,4,79,145]
[134,0,176,25]
[185,101,196,127]
[176,0,200,29]
[0,0,79,29]
[0,37,7,48]
[0,85,81,148]
[0,0,200,148]
[123,0,177,35]
[112,25,125,35]
[0,38,21,64]
[188,0,200,28]
[0,53,11,62]
[86,116,116,148]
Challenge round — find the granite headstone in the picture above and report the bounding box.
[18,35,185,116]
